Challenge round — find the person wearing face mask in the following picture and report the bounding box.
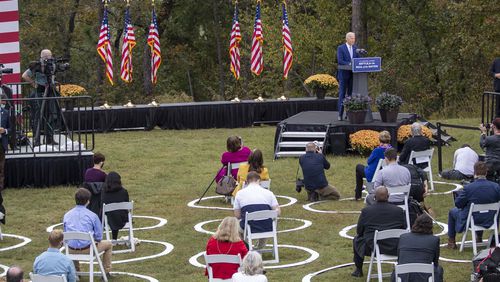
[0,93,10,192]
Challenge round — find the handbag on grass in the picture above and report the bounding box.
[216,175,237,195]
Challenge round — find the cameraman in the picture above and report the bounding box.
[299,142,341,202]
[22,49,60,145]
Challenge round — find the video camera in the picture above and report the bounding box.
[0,64,13,74]
[29,57,70,76]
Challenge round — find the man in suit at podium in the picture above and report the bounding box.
[337,32,359,120]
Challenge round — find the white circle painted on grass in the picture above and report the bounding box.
[46,215,168,233]
[187,195,298,211]
[301,261,395,282]
[110,271,159,282]
[0,233,32,252]
[339,221,448,240]
[429,181,463,195]
[189,244,319,269]
[194,217,312,235]
[81,239,174,265]
[0,264,8,277]
[303,201,361,214]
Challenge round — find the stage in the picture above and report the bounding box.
[274,111,417,156]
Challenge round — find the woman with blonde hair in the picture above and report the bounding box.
[232,251,268,281]
[205,217,248,280]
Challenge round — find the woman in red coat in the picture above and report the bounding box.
[205,216,248,279]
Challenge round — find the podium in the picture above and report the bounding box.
[338,57,382,122]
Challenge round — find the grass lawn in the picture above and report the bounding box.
[0,118,485,281]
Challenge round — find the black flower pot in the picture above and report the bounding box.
[314,88,326,99]
[347,110,367,124]
[379,108,399,122]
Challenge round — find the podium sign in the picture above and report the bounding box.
[352,57,382,73]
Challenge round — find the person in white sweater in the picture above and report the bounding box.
[232,251,268,282]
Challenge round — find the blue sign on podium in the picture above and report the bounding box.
[352,57,382,73]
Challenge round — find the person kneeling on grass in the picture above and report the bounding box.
[299,142,341,202]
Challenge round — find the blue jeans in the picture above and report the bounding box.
[448,207,483,239]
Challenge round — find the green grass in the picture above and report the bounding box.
[0,118,485,281]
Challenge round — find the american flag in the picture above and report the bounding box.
[229,3,241,80]
[250,0,264,76]
[0,0,21,96]
[97,7,114,85]
[120,7,136,83]
[282,2,293,79]
[147,8,161,85]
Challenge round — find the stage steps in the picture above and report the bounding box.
[416,117,456,145]
[274,125,329,159]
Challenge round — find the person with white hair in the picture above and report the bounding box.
[399,122,431,166]
[336,32,360,120]
[232,251,268,282]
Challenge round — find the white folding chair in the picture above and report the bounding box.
[408,149,435,191]
[460,201,500,255]
[62,231,107,282]
[260,179,271,190]
[244,210,279,263]
[367,229,408,282]
[102,201,135,254]
[227,162,247,204]
[394,263,434,282]
[204,253,242,282]
[387,185,412,231]
[30,272,68,282]
[364,159,385,193]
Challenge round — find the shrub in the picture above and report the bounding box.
[397,124,432,143]
[375,92,403,110]
[304,74,338,90]
[59,84,87,97]
[344,94,372,111]
[350,129,380,155]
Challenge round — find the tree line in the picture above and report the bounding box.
[18,0,500,117]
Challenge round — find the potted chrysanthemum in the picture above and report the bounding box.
[343,94,372,124]
[375,92,403,123]
[59,84,87,110]
[304,74,338,99]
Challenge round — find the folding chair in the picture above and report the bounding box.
[408,149,435,191]
[62,231,108,282]
[367,229,408,282]
[394,263,434,282]
[102,201,135,254]
[260,179,271,190]
[204,253,242,282]
[227,162,248,204]
[460,201,500,255]
[30,272,68,282]
[364,159,385,193]
[387,185,412,231]
[244,210,279,263]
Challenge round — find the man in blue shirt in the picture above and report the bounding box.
[299,142,341,202]
[447,161,500,249]
[33,229,76,282]
[63,188,112,274]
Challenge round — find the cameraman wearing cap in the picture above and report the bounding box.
[22,49,60,145]
[299,142,341,202]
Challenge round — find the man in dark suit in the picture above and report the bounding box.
[447,161,500,249]
[490,57,500,117]
[352,186,406,277]
[337,32,359,120]
[398,122,431,166]
[0,93,10,191]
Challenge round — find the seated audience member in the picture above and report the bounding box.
[33,229,76,282]
[233,171,280,249]
[84,152,106,183]
[102,171,130,240]
[216,136,252,182]
[391,214,443,282]
[232,251,268,282]
[352,186,406,277]
[63,188,113,274]
[400,163,428,203]
[205,217,248,280]
[355,130,392,200]
[399,122,432,167]
[368,148,411,205]
[447,161,500,249]
[480,118,500,180]
[441,144,478,180]
[299,142,341,202]
[6,266,24,282]
[233,149,270,196]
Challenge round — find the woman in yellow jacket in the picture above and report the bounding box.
[232,149,269,196]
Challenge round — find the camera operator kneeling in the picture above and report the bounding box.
[298,142,341,202]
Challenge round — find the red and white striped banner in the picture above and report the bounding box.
[0,0,21,97]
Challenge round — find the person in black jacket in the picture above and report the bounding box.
[490,57,500,117]
[399,123,431,167]
[299,142,340,202]
[102,172,130,240]
[400,163,428,202]
[352,186,406,277]
[392,214,443,282]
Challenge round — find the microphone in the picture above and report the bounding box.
[356,49,368,56]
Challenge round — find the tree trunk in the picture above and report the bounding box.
[352,0,367,48]
[212,0,226,100]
